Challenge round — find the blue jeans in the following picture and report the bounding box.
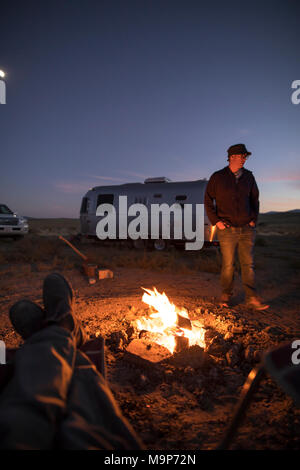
[217,226,256,300]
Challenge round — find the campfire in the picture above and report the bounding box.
[133,287,206,355]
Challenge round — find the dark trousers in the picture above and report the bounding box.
[217,226,257,299]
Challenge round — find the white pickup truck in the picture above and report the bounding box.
[0,204,29,239]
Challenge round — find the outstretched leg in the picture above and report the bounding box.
[0,325,76,449]
[0,272,144,450]
[58,350,144,449]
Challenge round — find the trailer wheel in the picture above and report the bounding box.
[153,239,167,251]
[133,239,145,250]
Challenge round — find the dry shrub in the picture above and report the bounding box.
[191,255,221,273]
[1,236,221,275]
[105,248,220,274]
[5,237,62,263]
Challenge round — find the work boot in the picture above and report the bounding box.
[43,272,86,347]
[9,300,45,339]
[246,297,269,311]
[219,293,232,308]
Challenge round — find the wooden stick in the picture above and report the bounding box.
[58,235,88,261]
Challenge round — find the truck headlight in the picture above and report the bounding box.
[19,217,28,226]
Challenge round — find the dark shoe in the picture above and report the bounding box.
[43,273,86,346]
[219,293,232,307]
[246,297,269,311]
[9,300,45,339]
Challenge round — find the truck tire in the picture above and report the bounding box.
[153,239,167,251]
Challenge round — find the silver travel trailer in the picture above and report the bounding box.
[79,177,218,250]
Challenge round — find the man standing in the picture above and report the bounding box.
[204,143,269,310]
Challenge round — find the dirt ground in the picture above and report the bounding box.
[0,218,300,450]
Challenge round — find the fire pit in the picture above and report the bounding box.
[125,288,207,367]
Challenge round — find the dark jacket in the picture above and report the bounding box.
[204,166,259,227]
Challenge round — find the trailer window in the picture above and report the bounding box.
[153,194,162,198]
[175,195,187,201]
[80,198,89,214]
[97,194,114,206]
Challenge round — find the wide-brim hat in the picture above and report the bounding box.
[227,143,252,157]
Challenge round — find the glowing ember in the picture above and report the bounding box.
[136,287,206,354]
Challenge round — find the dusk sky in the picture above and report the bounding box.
[1,0,299,218]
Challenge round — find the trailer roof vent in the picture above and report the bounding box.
[144,177,171,184]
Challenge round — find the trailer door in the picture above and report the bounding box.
[80,197,90,234]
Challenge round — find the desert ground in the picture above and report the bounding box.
[0,212,300,450]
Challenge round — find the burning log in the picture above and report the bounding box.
[131,287,206,355]
[176,312,192,330]
[174,335,189,353]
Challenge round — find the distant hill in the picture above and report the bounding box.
[262,209,300,215]
[257,210,300,235]
[25,217,78,221]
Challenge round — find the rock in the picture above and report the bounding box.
[184,366,195,376]
[107,331,128,349]
[204,329,217,343]
[264,326,283,337]
[231,326,244,334]
[98,269,113,279]
[166,345,205,369]
[212,357,227,367]
[244,345,255,362]
[253,350,262,362]
[164,369,174,382]
[224,332,234,341]
[126,325,135,340]
[226,344,242,367]
[205,334,228,356]
[125,338,172,364]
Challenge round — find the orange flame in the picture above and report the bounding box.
[136,287,205,354]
